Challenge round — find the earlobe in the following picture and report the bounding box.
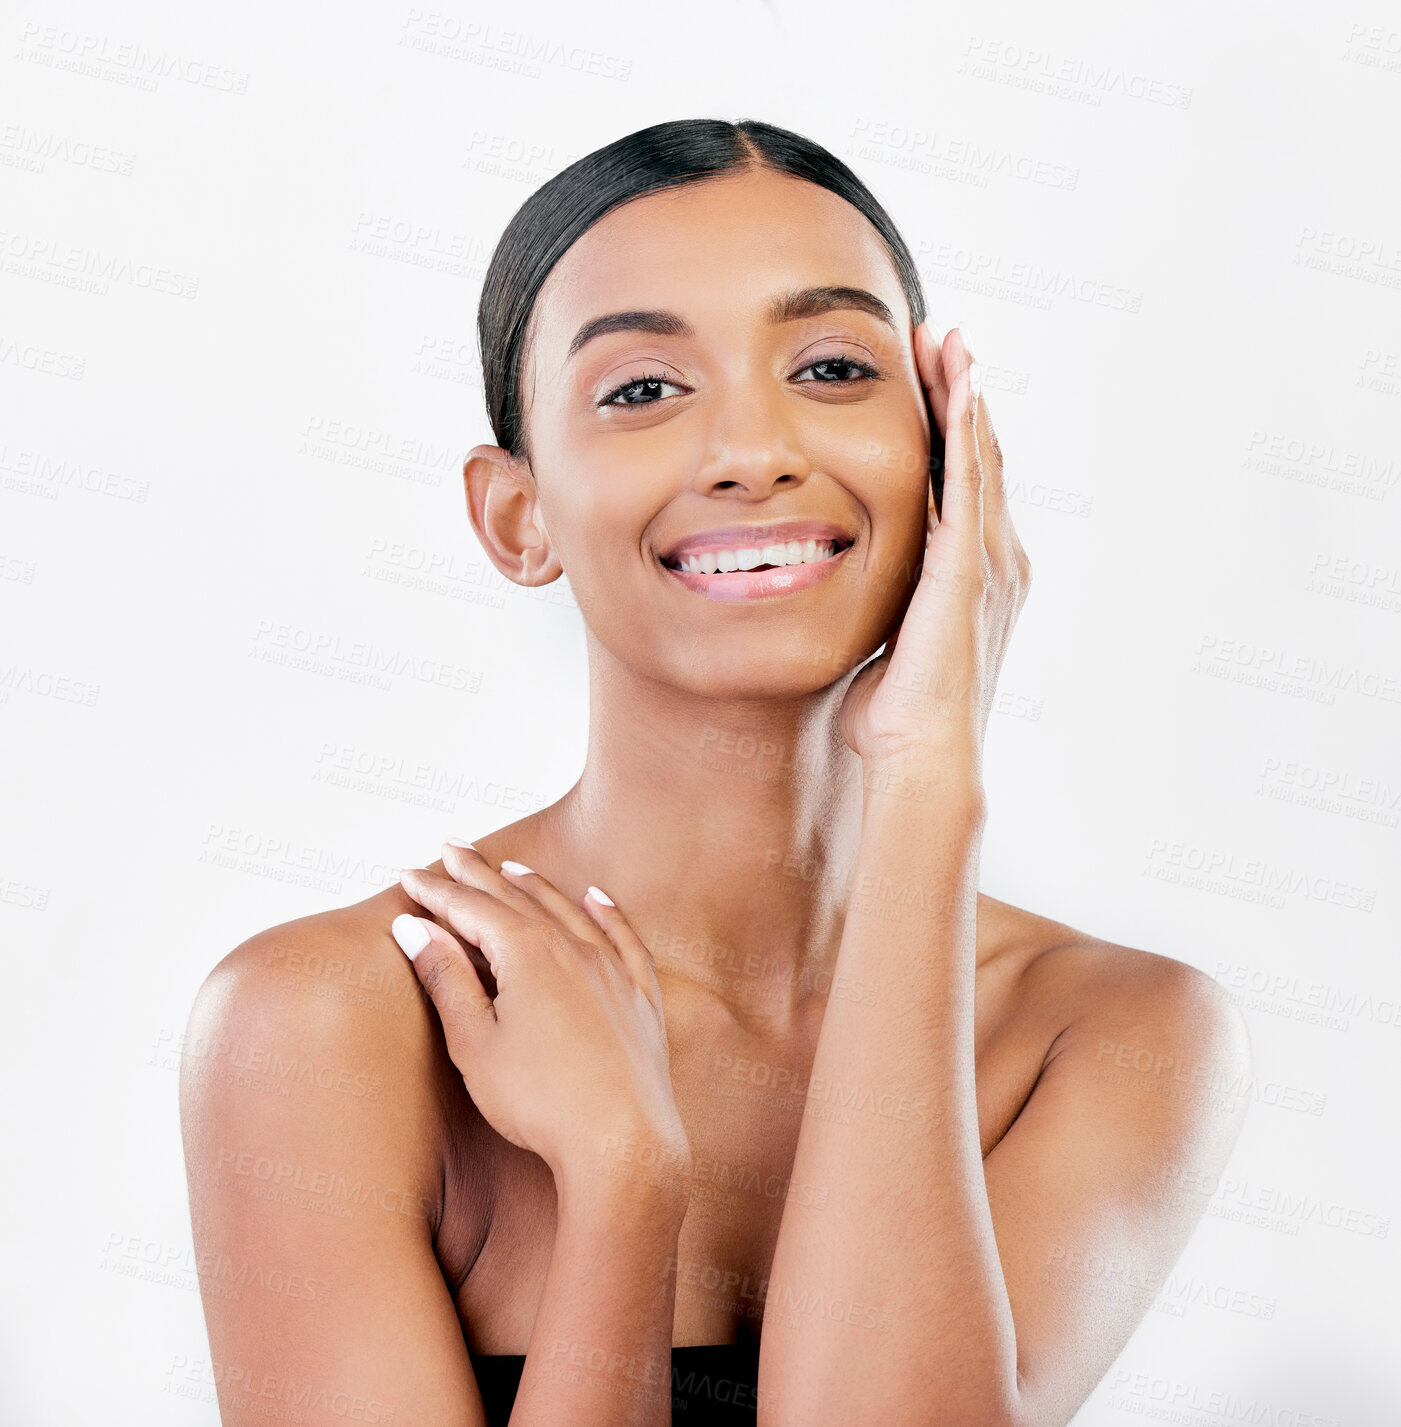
[461,444,563,588]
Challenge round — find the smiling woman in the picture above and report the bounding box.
[180,118,1251,1427]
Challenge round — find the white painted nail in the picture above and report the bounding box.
[446,837,474,848]
[391,914,432,961]
[954,321,975,359]
[500,860,533,876]
[585,885,614,906]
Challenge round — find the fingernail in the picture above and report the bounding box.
[967,361,982,404]
[445,837,474,848]
[585,885,614,906]
[391,913,431,961]
[955,323,976,360]
[500,860,533,876]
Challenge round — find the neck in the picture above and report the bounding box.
[517,636,884,1028]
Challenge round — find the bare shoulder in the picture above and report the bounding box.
[179,884,456,1214]
[977,908,1257,1425]
[989,896,1253,1087]
[185,885,435,1077]
[178,891,502,1422]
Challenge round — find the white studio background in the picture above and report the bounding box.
[2,0,1397,1422]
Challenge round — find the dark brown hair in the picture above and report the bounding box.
[477,118,930,468]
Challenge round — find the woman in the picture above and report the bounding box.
[180,118,1251,1427]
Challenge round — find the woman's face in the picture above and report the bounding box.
[517,166,932,699]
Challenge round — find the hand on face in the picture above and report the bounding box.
[838,324,1031,775]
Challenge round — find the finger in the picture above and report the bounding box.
[439,840,556,921]
[399,865,518,981]
[580,884,664,1006]
[481,851,618,958]
[939,324,975,410]
[981,413,1026,583]
[939,324,989,509]
[391,915,498,1070]
[914,321,951,439]
[913,323,947,537]
[938,348,985,562]
[971,376,1012,569]
[957,346,1026,583]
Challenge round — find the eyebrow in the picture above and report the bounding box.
[565,285,898,362]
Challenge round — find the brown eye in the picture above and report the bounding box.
[598,374,687,407]
[793,356,881,384]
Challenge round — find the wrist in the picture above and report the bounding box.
[554,1166,693,1241]
[859,719,982,771]
[554,1125,694,1215]
[858,750,986,816]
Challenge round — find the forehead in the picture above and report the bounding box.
[529,168,910,357]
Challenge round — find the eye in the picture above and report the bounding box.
[793,354,882,384]
[597,372,689,407]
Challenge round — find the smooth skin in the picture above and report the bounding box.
[180,167,1251,1427]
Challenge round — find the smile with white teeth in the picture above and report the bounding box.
[669,539,843,575]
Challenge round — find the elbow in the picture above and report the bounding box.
[911,1383,1023,1427]
[759,1365,1024,1427]
[988,1366,1060,1427]
[984,1400,1023,1427]
[951,1376,1024,1427]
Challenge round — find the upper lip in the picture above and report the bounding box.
[657,520,855,567]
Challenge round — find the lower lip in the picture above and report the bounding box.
[660,546,851,602]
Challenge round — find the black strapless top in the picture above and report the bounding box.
[470,1342,761,1425]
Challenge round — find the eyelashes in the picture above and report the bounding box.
[598,372,684,407]
[595,353,883,408]
[792,355,882,385]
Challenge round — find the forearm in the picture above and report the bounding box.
[511,1157,691,1427]
[760,763,1019,1427]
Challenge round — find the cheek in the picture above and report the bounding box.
[535,452,656,584]
[809,399,929,514]
[548,413,699,536]
[873,388,932,514]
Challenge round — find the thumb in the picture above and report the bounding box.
[838,645,892,755]
[391,914,497,1060]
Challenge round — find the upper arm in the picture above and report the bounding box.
[982,947,1253,1427]
[179,914,488,1427]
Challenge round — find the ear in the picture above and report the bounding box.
[462,444,563,587]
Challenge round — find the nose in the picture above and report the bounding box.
[691,378,812,498]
